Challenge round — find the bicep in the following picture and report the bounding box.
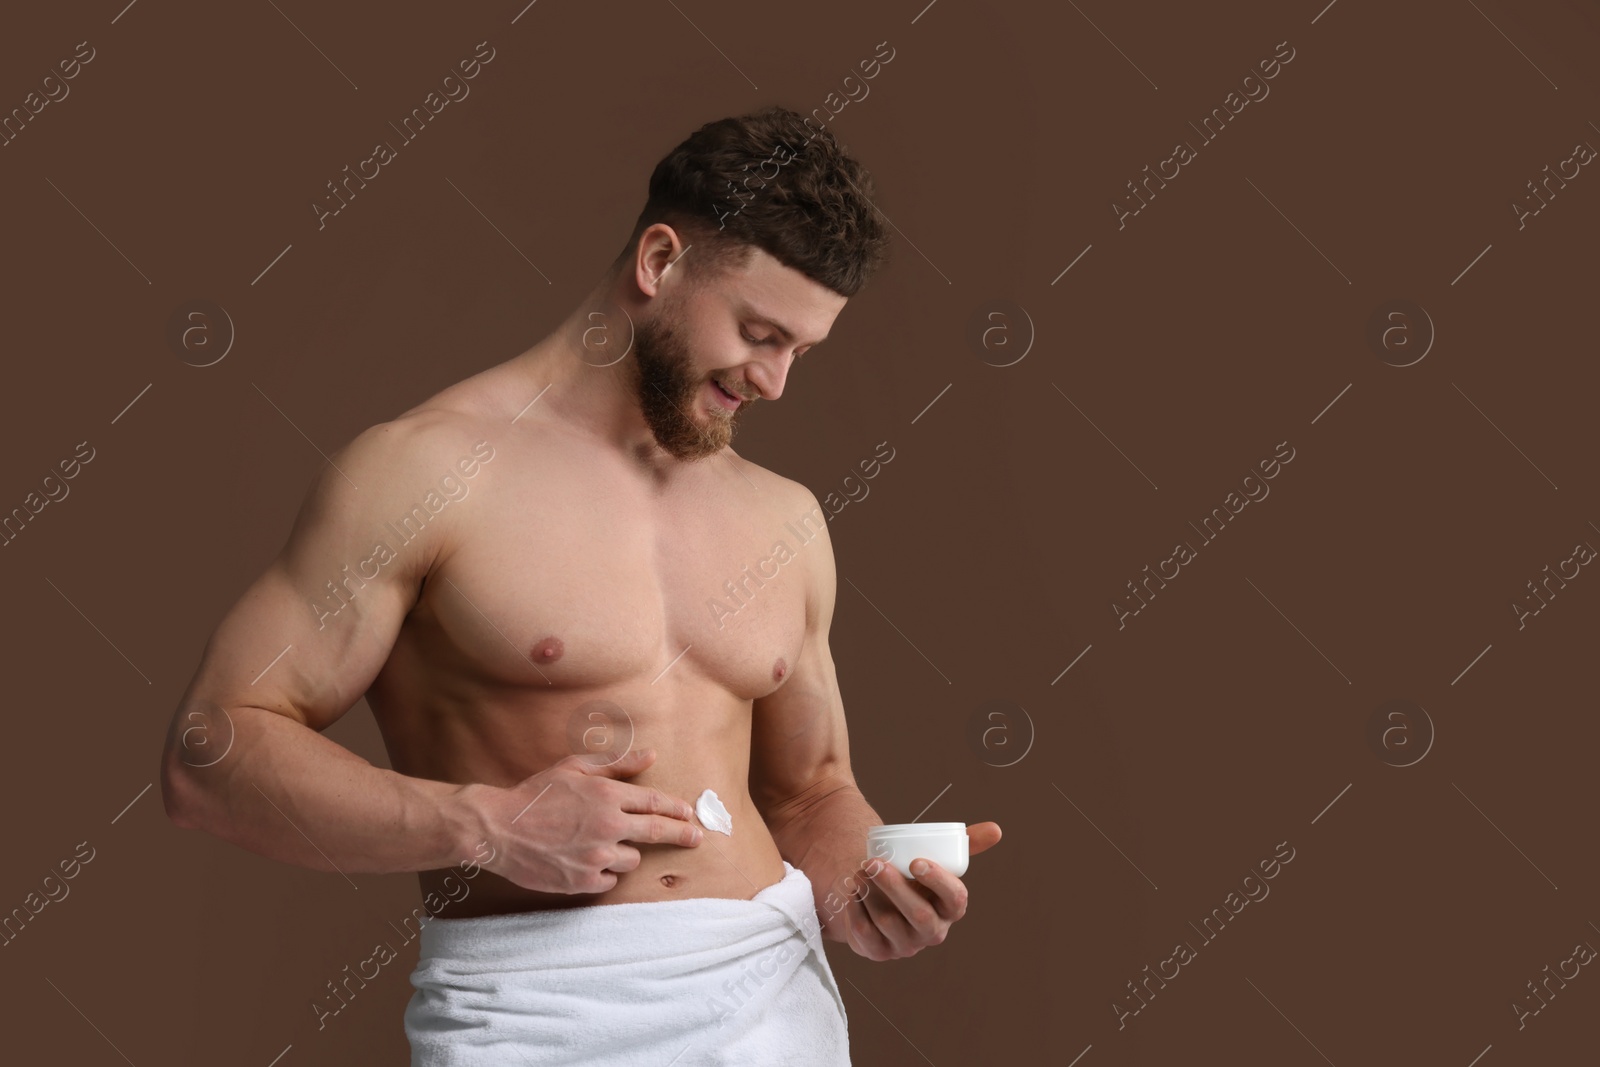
[173,421,449,736]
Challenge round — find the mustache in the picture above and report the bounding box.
[713,377,754,402]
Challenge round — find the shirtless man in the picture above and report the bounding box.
[160,105,1000,1063]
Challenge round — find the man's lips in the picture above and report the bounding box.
[711,379,746,408]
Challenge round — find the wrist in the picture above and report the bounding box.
[812,860,873,944]
[435,780,498,871]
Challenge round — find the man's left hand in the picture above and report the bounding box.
[843,822,1001,961]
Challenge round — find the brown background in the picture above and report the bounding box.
[2,0,1597,1064]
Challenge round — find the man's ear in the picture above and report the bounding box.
[635,224,686,297]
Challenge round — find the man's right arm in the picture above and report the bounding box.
[159,413,486,875]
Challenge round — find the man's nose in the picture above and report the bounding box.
[746,353,794,401]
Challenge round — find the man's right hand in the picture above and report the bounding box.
[462,747,703,894]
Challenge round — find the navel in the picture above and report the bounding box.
[772,657,787,681]
[531,636,565,662]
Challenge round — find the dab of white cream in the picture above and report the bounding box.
[696,789,733,836]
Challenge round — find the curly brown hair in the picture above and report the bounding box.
[614,105,890,298]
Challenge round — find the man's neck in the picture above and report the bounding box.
[506,294,678,470]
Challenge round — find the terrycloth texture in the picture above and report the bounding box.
[405,861,851,1066]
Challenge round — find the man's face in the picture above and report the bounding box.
[630,300,742,461]
[627,248,846,461]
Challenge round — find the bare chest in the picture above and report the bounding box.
[411,441,824,701]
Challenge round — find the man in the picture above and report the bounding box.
[160,105,1001,1065]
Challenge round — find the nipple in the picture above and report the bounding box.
[773,657,787,681]
[531,636,564,662]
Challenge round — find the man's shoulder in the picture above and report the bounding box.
[305,407,500,585]
[338,406,495,485]
[725,459,836,621]
[728,454,827,528]
[345,360,520,470]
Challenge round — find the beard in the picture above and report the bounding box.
[627,304,747,461]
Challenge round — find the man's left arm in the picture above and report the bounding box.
[749,487,1000,961]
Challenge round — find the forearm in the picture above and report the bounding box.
[162,704,478,876]
[768,783,883,943]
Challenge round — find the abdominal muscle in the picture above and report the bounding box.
[377,678,790,919]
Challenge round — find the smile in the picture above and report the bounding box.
[710,379,743,410]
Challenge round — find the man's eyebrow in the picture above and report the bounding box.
[739,305,829,347]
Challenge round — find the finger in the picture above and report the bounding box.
[585,870,621,894]
[615,781,698,822]
[606,844,643,874]
[900,859,969,922]
[620,813,703,847]
[575,747,656,777]
[858,875,922,955]
[866,856,939,918]
[967,821,1002,855]
[844,895,893,960]
[865,861,941,929]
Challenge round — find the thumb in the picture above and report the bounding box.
[967,821,1002,855]
[574,746,655,777]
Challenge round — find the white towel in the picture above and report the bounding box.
[405,861,851,1065]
